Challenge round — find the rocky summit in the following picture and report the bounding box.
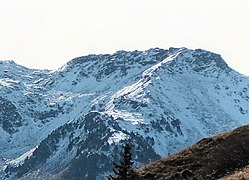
[0,47,248,179]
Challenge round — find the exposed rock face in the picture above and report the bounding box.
[0,97,22,133]
[0,47,248,179]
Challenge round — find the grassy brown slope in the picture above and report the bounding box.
[221,165,249,180]
[138,125,249,180]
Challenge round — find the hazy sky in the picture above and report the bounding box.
[0,0,249,75]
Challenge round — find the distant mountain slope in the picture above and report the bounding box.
[0,47,248,179]
[138,124,249,180]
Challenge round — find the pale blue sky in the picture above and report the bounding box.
[0,0,249,75]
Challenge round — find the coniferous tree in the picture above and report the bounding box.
[108,143,139,180]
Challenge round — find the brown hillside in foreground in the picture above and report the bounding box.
[221,165,249,180]
[138,124,249,180]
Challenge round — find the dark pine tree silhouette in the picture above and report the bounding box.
[108,143,139,180]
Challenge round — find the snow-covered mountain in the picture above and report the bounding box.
[0,47,249,179]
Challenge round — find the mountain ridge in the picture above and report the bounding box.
[0,47,248,179]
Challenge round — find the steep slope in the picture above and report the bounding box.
[221,165,249,179]
[138,124,249,180]
[0,47,248,179]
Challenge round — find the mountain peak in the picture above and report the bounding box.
[0,60,15,64]
[163,48,231,76]
[192,49,229,70]
[1,47,248,180]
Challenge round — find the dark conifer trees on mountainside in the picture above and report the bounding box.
[108,143,139,180]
